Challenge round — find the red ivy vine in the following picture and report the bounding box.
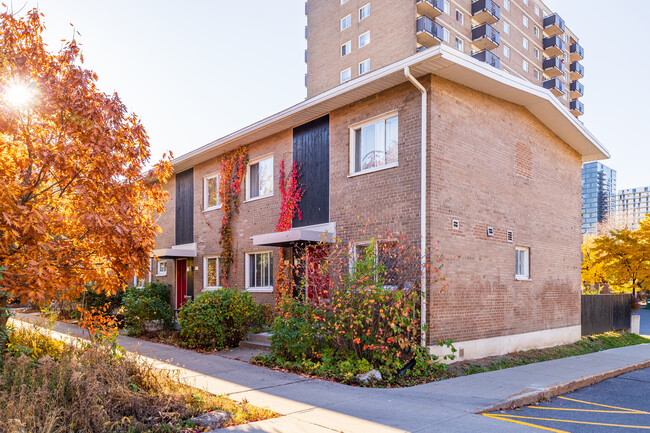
[218,146,248,284]
[275,160,305,303]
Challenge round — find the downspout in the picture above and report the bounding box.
[404,67,428,347]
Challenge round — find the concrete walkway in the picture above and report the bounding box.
[10,312,650,433]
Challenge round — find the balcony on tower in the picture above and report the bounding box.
[543,35,565,57]
[417,15,444,47]
[543,78,565,97]
[570,62,584,81]
[417,0,444,19]
[543,13,565,37]
[542,57,564,78]
[471,23,500,50]
[570,42,584,62]
[569,81,584,100]
[472,49,500,69]
[570,100,584,117]
[471,0,500,25]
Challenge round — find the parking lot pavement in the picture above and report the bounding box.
[485,367,650,432]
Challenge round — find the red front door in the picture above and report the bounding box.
[176,259,187,309]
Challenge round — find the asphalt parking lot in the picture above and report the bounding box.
[486,366,650,432]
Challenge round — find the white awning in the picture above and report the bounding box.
[153,243,197,259]
[252,223,336,247]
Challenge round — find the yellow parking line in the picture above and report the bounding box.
[492,414,650,429]
[531,407,646,414]
[558,396,649,414]
[482,414,569,433]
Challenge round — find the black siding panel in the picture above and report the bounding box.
[293,115,330,228]
[175,168,194,245]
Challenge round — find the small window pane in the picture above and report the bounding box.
[341,15,351,31]
[258,158,273,196]
[359,4,370,20]
[249,163,260,198]
[207,258,218,287]
[353,115,398,173]
[207,176,219,208]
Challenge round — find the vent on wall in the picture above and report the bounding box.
[507,230,514,242]
[487,226,494,237]
[452,219,460,230]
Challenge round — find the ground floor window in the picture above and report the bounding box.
[352,240,400,287]
[204,256,222,290]
[156,260,167,276]
[515,246,530,280]
[246,251,273,292]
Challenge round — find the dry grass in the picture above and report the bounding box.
[0,326,276,433]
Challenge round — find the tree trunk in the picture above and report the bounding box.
[0,294,9,353]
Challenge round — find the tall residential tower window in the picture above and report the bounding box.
[340,68,352,83]
[350,113,398,174]
[455,37,463,52]
[246,252,273,292]
[341,41,351,56]
[204,173,221,211]
[359,3,370,20]
[359,59,370,75]
[341,15,351,31]
[359,31,370,48]
[247,156,273,200]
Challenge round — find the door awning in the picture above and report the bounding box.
[252,224,336,247]
[153,243,197,259]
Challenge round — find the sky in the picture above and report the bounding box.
[15,0,650,190]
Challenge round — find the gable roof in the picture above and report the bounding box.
[172,45,608,173]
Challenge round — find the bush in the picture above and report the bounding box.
[178,288,259,350]
[270,299,330,361]
[122,281,174,335]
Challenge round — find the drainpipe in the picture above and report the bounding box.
[404,67,428,348]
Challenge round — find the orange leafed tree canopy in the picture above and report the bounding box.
[0,10,172,303]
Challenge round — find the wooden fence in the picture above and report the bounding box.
[581,294,632,336]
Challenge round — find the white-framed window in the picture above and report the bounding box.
[455,10,464,24]
[341,0,348,4]
[523,0,529,5]
[351,240,400,287]
[340,67,352,83]
[204,256,222,290]
[523,38,529,50]
[534,26,540,38]
[349,112,398,175]
[134,276,146,288]
[341,14,351,31]
[359,58,370,75]
[534,69,540,80]
[515,246,530,280]
[503,22,510,35]
[246,251,273,292]
[359,31,370,48]
[246,155,273,200]
[534,4,540,16]
[341,40,351,57]
[534,47,540,59]
[503,0,510,11]
[442,28,450,43]
[156,260,167,277]
[455,37,463,51]
[523,16,529,28]
[523,60,529,72]
[203,173,221,211]
[503,45,510,58]
[359,3,370,20]
[443,0,450,14]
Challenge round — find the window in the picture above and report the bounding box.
[523,0,529,5]
[515,246,530,280]
[246,252,273,292]
[455,37,463,51]
[534,4,540,16]
[534,47,540,59]
[534,26,540,38]
[504,0,510,11]
[503,22,510,35]
[359,59,370,75]
[523,38,528,50]
[341,0,348,4]
[204,256,222,290]
[204,173,221,211]
[341,41,351,56]
[455,10,464,24]
[359,31,370,47]
[350,113,398,174]
[534,69,540,80]
[156,261,167,276]
[443,1,450,14]
[523,16,529,28]
[359,3,370,20]
[246,156,273,200]
[442,28,450,43]
[352,241,400,287]
[503,45,510,58]
[134,276,146,288]
[523,60,529,72]
[340,67,352,83]
[341,14,351,31]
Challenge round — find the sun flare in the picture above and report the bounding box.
[5,83,35,109]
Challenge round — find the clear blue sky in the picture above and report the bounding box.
[21,0,650,190]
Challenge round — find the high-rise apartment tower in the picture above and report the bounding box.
[581,162,617,234]
[305,0,585,117]
[618,187,650,230]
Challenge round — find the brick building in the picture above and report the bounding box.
[152,2,607,361]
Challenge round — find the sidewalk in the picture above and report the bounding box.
[11,312,650,433]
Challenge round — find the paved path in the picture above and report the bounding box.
[10,312,650,433]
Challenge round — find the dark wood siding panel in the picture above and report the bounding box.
[175,168,194,245]
[293,115,330,228]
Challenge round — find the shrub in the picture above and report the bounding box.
[122,281,174,335]
[270,299,330,361]
[178,288,259,350]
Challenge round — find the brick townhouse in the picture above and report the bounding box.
[150,1,608,361]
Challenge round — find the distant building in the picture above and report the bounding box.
[618,187,650,230]
[582,162,617,234]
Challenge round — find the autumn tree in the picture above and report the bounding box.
[0,10,172,349]
[581,235,608,293]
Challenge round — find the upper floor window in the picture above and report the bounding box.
[503,0,510,11]
[455,37,463,52]
[359,59,370,75]
[523,60,529,72]
[341,41,351,56]
[523,37,529,50]
[341,0,348,4]
[350,113,398,175]
[534,26,540,38]
[204,173,221,211]
[246,156,273,200]
[455,10,464,24]
[341,15,351,31]
[503,45,510,58]
[442,28,450,43]
[340,67,352,83]
[515,246,530,280]
[204,256,222,290]
[523,0,529,5]
[246,251,273,292]
[359,3,370,20]
[534,4,540,16]
[359,31,370,48]
[503,22,510,35]
[534,47,540,59]
[523,16,529,28]
[534,69,540,81]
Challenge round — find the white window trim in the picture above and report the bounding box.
[359,31,370,48]
[245,154,274,202]
[503,45,510,58]
[359,3,370,20]
[341,40,351,57]
[203,172,222,212]
[515,246,531,281]
[340,67,352,83]
[245,251,274,293]
[348,110,399,176]
[455,9,464,25]
[341,14,351,31]
[359,58,370,75]
[204,255,222,291]
[156,260,168,277]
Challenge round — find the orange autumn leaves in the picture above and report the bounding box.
[0,10,172,304]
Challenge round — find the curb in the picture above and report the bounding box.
[475,358,650,413]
